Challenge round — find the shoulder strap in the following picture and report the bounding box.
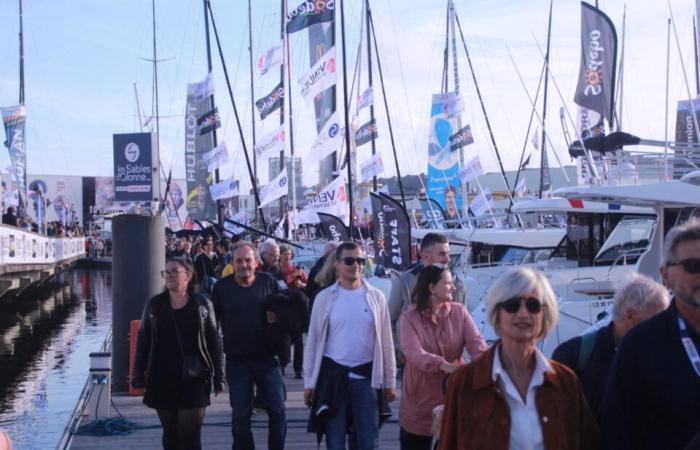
[577,330,597,372]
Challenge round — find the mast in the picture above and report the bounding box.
[18,0,24,105]
[539,0,553,199]
[203,0,222,225]
[339,0,355,238]
[365,0,377,192]
[247,0,260,226]
[278,0,286,224]
[616,5,626,131]
[449,1,467,219]
[284,0,297,235]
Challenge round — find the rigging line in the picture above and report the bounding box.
[505,46,571,187]
[453,9,511,194]
[206,0,266,229]
[369,8,406,209]
[539,0,553,199]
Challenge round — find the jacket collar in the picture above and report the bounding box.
[472,342,560,389]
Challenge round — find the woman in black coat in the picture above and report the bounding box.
[131,256,224,450]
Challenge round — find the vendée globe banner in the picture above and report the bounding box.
[112,132,157,202]
[426,93,463,212]
[1,105,27,210]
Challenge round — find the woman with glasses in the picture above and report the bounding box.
[398,265,487,450]
[131,256,224,450]
[438,266,597,450]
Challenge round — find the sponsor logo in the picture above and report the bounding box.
[584,30,604,96]
[301,55,336,97]
[125,142,140,162]
[328,224,342,241]
[328,123,339,138]
[287,0,335,23]
[278,176,288,188]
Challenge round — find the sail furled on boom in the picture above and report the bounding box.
[574,2,618,139]
[1,105,27,211]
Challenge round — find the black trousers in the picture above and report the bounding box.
[400,427,434,450]
[292,332,303,374]
[157,408,206,450]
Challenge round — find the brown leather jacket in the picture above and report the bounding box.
[438,345,598,450]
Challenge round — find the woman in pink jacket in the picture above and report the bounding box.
[399,265,488,450]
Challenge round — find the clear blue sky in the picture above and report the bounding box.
[0,0,696,193]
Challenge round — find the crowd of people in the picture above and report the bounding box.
[130,221,700,450]
[1,206,83,236]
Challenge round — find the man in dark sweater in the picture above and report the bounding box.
[212,241,286,450]
[602,221,700,450]
[551,275,669,422]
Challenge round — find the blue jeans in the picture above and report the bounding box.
[325,376,379,450]
[226,358,287,450]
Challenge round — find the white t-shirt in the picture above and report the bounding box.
[324,285,376,371]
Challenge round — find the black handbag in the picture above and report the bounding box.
[171,307,207,380]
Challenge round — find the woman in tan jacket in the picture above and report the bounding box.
[438,267,597,450]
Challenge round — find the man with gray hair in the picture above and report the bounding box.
[602,219,700,450]
[552,274,669,422]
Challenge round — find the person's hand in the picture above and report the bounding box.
[439,362,460,374]
[266,311,278,323]
[384,388,397,402]
[304,388,314,407]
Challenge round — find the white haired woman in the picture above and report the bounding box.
[438,267,598,450]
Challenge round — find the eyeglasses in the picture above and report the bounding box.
[161,269,185,277]
[342,257,366,266]
[666,258,700,274]
[498,297,543,314]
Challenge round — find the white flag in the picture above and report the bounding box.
[515,177,527,197]
[202,142,230,172]
[298,47,337,102]
[259,168,288,208]
[306,112,344,164]
[531,127,540,150]
[469,188,494,217]
[254,125,286,160]
[360,153,384,181]
[458,156,484,183]
[295,176,348,225]
[209,178,239,201]
[257,41,283,76]
[224,211,248,234]
[357,87,374,110]
[187,72,215,102]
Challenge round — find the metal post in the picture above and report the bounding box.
[203,0,221,225]
[340,0,355,238]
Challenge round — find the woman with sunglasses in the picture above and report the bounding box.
[131,256,224,450]
[438,266,597,450]
[398,265,487,450]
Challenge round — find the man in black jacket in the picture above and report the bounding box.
[552,275,669,422]
[2,207,17,227]
[602,221,700,450]
[212,241,286,450]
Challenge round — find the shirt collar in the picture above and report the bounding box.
[491,343,553,388]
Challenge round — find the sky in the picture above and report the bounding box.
[0,0,697,195]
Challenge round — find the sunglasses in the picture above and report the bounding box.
[666,258,700,274]
[342,257,366,266]
[498,297,543,314]
[161,269,185,277]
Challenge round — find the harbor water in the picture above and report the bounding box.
[0,270,112,449]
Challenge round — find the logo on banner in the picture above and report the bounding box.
[328,225,342,241]
[355,119,378,147]
[329,123,339,138]
[287,0,335,33]
[256,83,285,120]
[125,143,140,162]
[449,124,474,151]
[584,30,604,96]
[299,48,337,101]
[279,176,288,188]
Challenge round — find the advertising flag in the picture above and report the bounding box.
[187,73,215,102]
[355,118,378,147]
[287,0,335,33]
[255,83,285,120]
[520,154,532,169]
[419,197,447,229]
[427,92,463,212]
[360,153,384,181]
[298,47,337,102]
[259,168,288,208]
[112,132,156,202]
[257,41,284,76]
[209,178,239,201]
[574,2,617,128]
[469,188,494,217]
[1,105,27,209]
[198,108,221,136]
[370,192,411,270]
[458,156,484,183]
[673,97,700,178]
[515,177,528,197]
[449,124,474,151]
[294,175,348,225]
[201,142,229,172]
[357,87,374,110]
[185,84,217,221]
[318,212,349,242]
[255,125,286,160]
[306,111,343,165]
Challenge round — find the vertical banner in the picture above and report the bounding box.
[674,97,700,178]
[1,105,27,211]
[419,197,446,229]
[112,132,156,202]
[317,212,349,242]
[370,192,411,271]
[574,2,617,138]
[427,93,463,214]
[185,79,218,221]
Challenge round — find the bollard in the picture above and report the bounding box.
[111,214,164,392]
